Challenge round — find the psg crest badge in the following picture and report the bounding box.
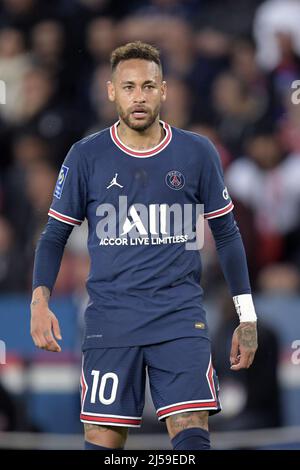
[165,170,185,190]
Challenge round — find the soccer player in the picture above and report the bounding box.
[30,41,258,451]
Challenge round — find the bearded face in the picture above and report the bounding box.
[108,59,166,132]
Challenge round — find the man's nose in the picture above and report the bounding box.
[133,87,146,102]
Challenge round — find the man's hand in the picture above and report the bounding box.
[30,286,62,352]
[230,321,257,370]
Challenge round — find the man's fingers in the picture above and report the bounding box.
[45,340,61,352]
[231,350,253,370]
[43,340,61,352]
[52,316,62,340]
[31,333,42,349]
[43,330,61,352]
[32,330,61,352]
[32,330,48,349]
[230,334,239,366]
[46,342,61,352]
[230,359,247,370]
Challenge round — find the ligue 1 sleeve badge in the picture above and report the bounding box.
[165,170,185,190]
[54,165,69,199]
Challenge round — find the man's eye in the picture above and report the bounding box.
[145,85,154,89]
[124,86,133,90]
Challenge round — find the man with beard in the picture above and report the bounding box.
[30,41,257,450]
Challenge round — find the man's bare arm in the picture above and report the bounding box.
[31,286,62,352]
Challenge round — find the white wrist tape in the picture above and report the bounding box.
[233,294,257,322]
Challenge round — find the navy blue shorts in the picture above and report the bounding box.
[80,337,221,428]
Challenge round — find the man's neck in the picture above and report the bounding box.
[117,118,165,151]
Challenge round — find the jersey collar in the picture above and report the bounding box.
[110,120,172,158]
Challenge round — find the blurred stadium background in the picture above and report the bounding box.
[0,0,300,450]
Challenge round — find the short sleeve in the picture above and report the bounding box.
[198,138,234,220]
[48,144,87,226]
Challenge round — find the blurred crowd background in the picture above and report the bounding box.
[0,0,300,448]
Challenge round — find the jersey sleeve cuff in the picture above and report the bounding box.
[233,294,257,322]
[48,208,83,226]
[204,201,234,220]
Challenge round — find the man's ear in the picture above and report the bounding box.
[107,81,115,102]
[161,80,167,102]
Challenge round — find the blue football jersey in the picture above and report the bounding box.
[49,121,233,349]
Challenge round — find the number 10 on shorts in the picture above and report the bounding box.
[90,370,119,405]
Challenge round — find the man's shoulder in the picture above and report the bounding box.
[171,125,214,149]
[171,125,218,167]
[72,126,112,155]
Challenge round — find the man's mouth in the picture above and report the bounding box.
[131,108,148,119]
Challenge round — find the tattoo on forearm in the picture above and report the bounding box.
[237,322,258,349]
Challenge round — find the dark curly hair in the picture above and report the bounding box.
[110,41,162,74]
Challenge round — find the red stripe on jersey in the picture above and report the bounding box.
[80,414,141,426]
[207,359,217,402]
[157,401,218,417]
[48,209,82,226]
[204,201,234,219]
[80,372,87,407]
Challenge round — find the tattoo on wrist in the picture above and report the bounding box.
[31,286,50,307]
[237,322,257,349]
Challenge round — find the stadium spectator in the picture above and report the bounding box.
[226,128,300,272]
[279,99,300,154]
[0,27,31,124]
[0,215,27,291]
[3,133,51,247]
[253,0,300,71]
[160,76,191,128]
[86,64,117,132]
[257,263,300,293]
[212,72,266,157]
